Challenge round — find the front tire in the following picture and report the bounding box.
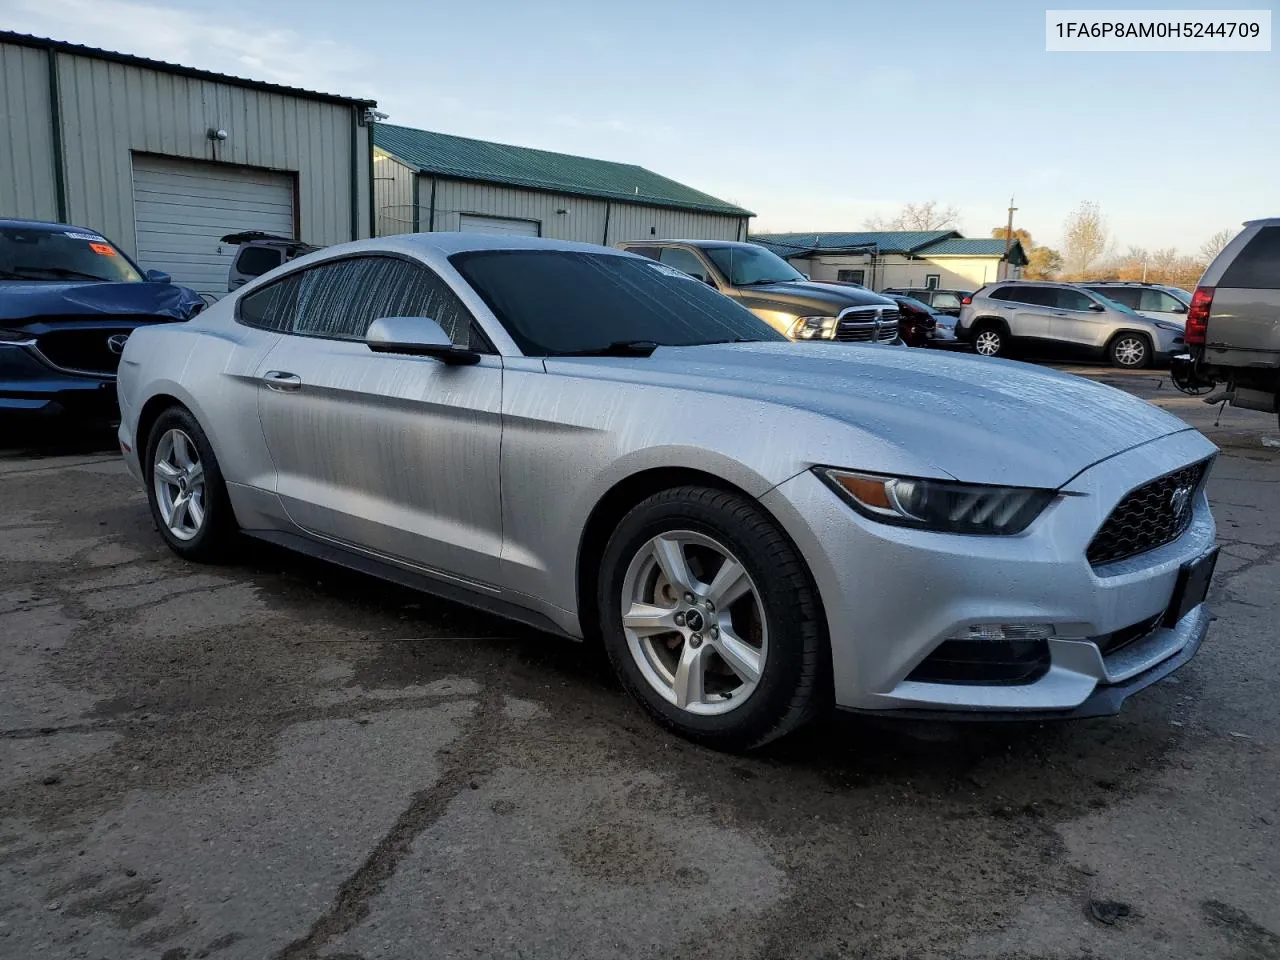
[597,486,828,750]
[144,407,237,562]
[1109,333,1152,369]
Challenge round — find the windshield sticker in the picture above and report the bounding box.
[64,231,107,242]
[88,242,118,257]
[646,261,697,281]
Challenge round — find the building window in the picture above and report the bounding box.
[924,274,941,289]
[837,269,865,284]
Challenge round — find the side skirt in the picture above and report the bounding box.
[243,528,578,641]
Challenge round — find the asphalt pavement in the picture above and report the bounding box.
[2,369,1278,960]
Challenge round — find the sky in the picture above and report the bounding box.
[2,0,1276,253]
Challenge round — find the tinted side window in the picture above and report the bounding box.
[1054,288,1095,311]
[1090,287,1134,308]
[235,246,284,278]
[237,274,302,331]
[991,286,1045,304]
[623,246,663,261]
[1219,226,1280,289]
[659,247,711,283]
[291,256,478,346]
[931,292,961,310]
[1139,289,1184,312]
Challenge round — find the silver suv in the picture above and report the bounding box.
[1082,282,1191,326]
[1179,218,1280,419]
[958,280,1184,368]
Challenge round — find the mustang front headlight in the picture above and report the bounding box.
[788,315,837,340]
[817,468,1055,535]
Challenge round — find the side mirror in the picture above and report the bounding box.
[365,316,480,365]
[1088,302,1106,312]
[1172,304,1188,314]
[144,269,171,283]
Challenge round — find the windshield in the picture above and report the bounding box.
[0,227,143,283]
[450,250,786,356]
[896,296,935,314]
[703,245,806,286]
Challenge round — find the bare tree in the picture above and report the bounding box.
[1199,228,1234,263]
[1061,201,1109,276]
[863,201,960,232]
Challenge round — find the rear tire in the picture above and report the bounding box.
[972,323,1008,358]
[597,486,828,751]
[144,407,238,562]
[1109,332,1152,369]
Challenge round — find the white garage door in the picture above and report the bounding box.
[132,155,296,297]
[458,214,540,237]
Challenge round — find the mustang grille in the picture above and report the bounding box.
[835,308,900,344]
[1086,460,1209,566]
[35,325,140,376]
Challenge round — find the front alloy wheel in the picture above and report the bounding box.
[621,531,767,715]
[598,486,828,750]
[153,428,206,541]
[1110,334,1150,369]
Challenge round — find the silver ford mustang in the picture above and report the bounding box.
[116,234,1219,750]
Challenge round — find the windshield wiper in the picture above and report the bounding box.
[553,340,660,357]
[11,265,110,282]
[738,278,797,286]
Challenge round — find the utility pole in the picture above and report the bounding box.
[1001,196,1017,280]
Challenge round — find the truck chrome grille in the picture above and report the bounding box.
[835,308,900,344]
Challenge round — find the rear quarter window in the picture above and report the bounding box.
[1219,226,1280,289]
[235,246,284,278]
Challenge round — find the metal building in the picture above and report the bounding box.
[0,32,377,296]
[372,124,751,246]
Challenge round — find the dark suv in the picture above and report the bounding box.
[618,239,900,344]
[1,218,203,420]
[880,287,971,317]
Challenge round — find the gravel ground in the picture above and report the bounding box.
[1,369,1277,960]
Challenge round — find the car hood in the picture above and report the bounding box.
[546,342,1193,489]
[736,280,893,312]
[0,280,203,326]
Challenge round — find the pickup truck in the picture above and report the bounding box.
[617,239,901,344]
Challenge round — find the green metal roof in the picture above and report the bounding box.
[750,231,956,256]
[373,124,752,217]
[752,230,1027,265]
[921,237,1027,264]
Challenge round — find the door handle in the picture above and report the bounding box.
[262,370,302,392]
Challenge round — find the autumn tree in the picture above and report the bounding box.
[1024,246,1063,280]
[1061,201,1109,276]
[992,227,1060,280]
[1199,228,1234,262]
[864,201,960,232]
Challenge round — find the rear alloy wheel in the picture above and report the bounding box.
[598,486,827,750]
[973,325,1006,357]
[145,407,237,561]
[1110,333,1152,369]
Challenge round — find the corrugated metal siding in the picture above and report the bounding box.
[429,178,609,243]
[0,42,59,220]
[606,204,742,245]
[374,148,416,236]
[414,175,743,246]
[49,50,369,254]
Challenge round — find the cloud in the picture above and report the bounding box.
[0,0,377,97]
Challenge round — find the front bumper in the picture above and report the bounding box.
[760,428,1218,716]
[0,343,118,418]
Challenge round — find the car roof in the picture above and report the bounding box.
[620,239,755,250]
[0,217,102,234]
[271,231,640,263]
